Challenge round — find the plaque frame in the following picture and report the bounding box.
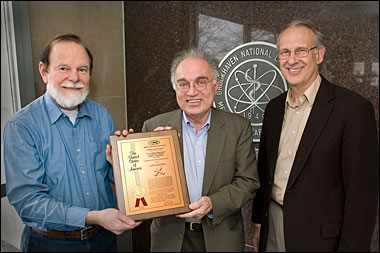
[110,130,190,221]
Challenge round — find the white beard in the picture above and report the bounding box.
[47,81,89,109]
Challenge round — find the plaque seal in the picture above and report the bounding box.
[134,186,147,207]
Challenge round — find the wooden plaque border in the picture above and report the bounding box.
[110,130,190,221]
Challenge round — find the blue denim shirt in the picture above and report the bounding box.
[3,92,116,231]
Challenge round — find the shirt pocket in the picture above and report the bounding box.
[89,140,108,172]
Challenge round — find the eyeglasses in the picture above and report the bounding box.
[175,78,214,92]
[278,46,318,60]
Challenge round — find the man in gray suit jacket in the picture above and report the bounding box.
[142,48,260,251]
[251,20,379,252]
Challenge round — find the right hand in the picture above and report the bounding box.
[86,208,142,235]
[252,225,261,252]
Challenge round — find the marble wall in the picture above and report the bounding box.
[124,1,379,251]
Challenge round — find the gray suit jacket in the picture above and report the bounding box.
[142,107,259,252]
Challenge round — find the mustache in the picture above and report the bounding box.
[60,82,85,89]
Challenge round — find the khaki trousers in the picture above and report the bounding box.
[266,200,286,252]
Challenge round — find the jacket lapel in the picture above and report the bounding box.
[269,94,287,179]
[202,108,226,195]
[286,77,335,190]
[167,109,184,155]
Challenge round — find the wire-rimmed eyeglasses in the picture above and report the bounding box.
[278,46,318,60]
[175,78,214,92]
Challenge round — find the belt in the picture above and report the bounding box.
[185,222,202,232]
[32,225,100,240]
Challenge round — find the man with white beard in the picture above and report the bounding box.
[3,34,141,252]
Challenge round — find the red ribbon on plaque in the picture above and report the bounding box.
[135,197,148,207]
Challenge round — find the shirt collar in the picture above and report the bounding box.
[182,110,212,131]
[286,74,321,108]
[77,100,91,118]
[43,91,91,124]
[44,92,63,124]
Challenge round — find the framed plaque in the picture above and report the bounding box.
[110,130,191,221]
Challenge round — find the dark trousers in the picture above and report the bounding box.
[20,226,117,252]
[180,226,206,252]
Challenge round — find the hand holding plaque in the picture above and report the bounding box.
[110,130,190,221]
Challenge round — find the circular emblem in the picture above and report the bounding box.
[214,42,288,142]
[134,186,146,199]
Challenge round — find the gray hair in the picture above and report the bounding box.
[170,48,220,90]
[277,19,324,48]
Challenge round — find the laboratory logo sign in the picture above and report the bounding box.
[214,42,288,142]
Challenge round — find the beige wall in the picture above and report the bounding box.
[28,1,127,131]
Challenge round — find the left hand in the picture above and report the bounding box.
[252,225,261,252]
[153,126,181,138]
[106,129,134,166]
[176,196,212,220]
[153,126,172,131]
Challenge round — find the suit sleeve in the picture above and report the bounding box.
[142,120,149,132]
[142,118,156,132]
[338,99,379,251]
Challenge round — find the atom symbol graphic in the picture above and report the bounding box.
[228,64,285,115]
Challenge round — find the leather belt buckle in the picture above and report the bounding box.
[189,221,202,231]
[80,225,96,240]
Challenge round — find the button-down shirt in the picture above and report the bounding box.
[272,75,321,205]
[182,110,211,222]
[3,92,116,231]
